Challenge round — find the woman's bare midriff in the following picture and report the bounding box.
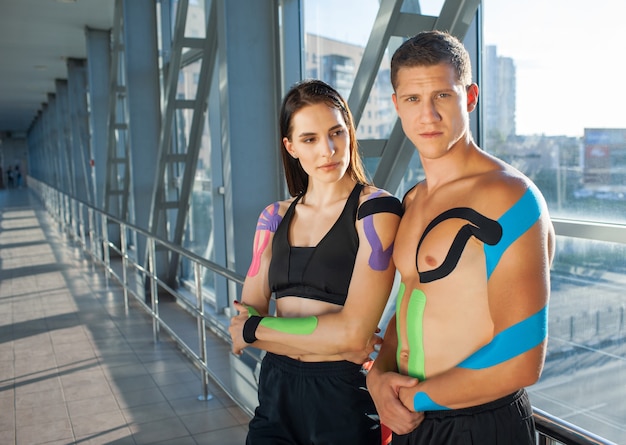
[276,296,345,362]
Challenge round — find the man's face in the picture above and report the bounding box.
[392,62,477,160]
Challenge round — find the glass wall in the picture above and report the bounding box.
[303,0,626,442]
[304,0,390,143]
[303,0,443,189]
[483,1,626,442]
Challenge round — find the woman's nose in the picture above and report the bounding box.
[321,138,336,157]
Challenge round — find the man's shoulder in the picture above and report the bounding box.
[400,181,423,207]
[474,166,546,218]
[483,161,537,192]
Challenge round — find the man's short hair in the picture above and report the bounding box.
[390,30,472,90]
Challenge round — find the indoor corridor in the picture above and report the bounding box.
[0,187,250,445]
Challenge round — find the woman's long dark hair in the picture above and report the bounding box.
[279,79,371,196]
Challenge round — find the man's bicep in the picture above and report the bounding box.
[488,219,550,320]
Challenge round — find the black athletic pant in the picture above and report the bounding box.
[247,352,382,445]
[392,389,536,445]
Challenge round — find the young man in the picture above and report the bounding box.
[366,30,556,444]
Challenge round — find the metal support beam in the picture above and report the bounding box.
[122,0,162,290]
[348,0,404,125]
[217,0,283,305]
[103,0,130,239]
[67,59,94,206]
[86,28,112,212]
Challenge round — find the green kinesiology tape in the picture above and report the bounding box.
[260,316,318,335]
[242,303,260,317]
[240,302,318,336]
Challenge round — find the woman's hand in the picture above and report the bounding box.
[229,301,251,355]
[340,329,383,364]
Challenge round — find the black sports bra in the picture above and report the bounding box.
[268,184,363,306]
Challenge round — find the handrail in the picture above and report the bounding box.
[552,217,626,245]
[534,408,618,445]
[28,177,619,445]
[28,177,253,416]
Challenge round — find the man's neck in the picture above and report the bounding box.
[420,138,480,192]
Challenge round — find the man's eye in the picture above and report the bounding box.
[407,96,417,102]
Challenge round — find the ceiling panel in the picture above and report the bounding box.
[0,0,115,135]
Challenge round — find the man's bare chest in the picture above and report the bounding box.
[394,205,502,283]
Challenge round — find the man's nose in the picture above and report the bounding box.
[419,100,441,123]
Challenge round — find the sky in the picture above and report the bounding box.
[482,0,626,137]
[304,0,626,137]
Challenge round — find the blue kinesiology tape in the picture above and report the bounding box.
[458,306,548,370]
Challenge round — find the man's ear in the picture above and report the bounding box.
[467,84,479,112]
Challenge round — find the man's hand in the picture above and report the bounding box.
[367,368,424,435]
[228,301,250,355]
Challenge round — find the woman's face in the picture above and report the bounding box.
[283,103,351,185]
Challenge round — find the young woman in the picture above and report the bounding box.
[229,79,402,445]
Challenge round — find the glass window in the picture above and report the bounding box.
[484,2,626,443]
[303,0,444,177]
[175,61,219,303]
[157,2,223,308]
[307,1,626,442]
[304,0,379,50]
[529,236,626,443]
[304,0,389,182]
[483,0,626,225]
[185,0,205,38]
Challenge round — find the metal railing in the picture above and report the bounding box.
[534,408,617,445]
[28,178,618,445]
[29,177,252,412]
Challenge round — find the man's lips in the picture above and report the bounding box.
[420,131,442,138]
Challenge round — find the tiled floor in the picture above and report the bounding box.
[0,187,251,445]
